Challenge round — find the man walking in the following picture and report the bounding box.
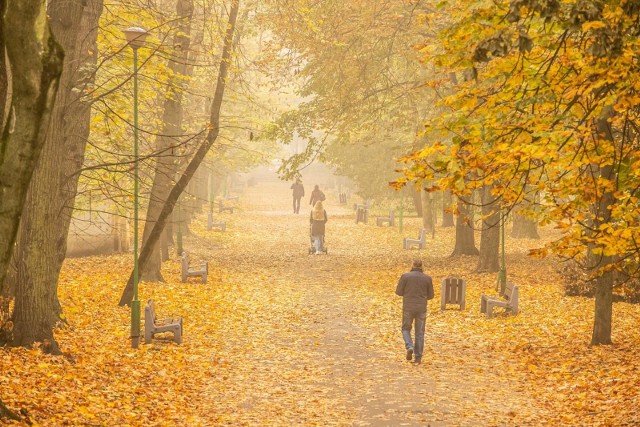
[395,259,434,364]
[290,178,305,214]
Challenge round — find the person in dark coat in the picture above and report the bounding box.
[309,201,327,254]
[395,259,434,364]
[290,178,305,214]
[309,184,325,207]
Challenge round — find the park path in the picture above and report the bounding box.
[197,179,546,426]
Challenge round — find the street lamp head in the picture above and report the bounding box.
[123,27,149,50]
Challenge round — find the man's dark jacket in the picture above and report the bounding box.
[291,182,305,198]
[395,268,434,311]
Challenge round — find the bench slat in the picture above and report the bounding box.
[441,277,466,310]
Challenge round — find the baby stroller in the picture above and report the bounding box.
[308,224,328,255]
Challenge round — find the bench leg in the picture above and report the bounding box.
[174,325,182,344]
[486,301,496,318]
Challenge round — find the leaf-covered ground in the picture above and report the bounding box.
[2,180,640,426]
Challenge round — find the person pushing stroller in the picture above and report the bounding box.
[310,201,328,255]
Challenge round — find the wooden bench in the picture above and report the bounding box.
[441,277,466,310]
[480,282,519,318]
[355,204,369,224]
[181,252,208,284]
[207,213,226,231]
[339,193,347,204]
[144,299,182,344]
[403,229,426,250]
[376,210,395,227]
[225,194,239,202]
[218,200,234,213]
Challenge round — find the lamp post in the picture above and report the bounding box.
[496,212,507,294]
[124,26,149,349]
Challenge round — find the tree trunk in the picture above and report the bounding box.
[421,188,433,234]
[511,213,539,239]
[0,398,21,423]
[160,230,170,262]
[590,107,616,345]
[166,216,175,245]
[591,267,613,345]
[9,0,103,348]
[451,196,479,256]
[411,188,422,217]
[139,0,195,282]
[0,38,8,129]
[476,185,500,272]
[119,0,241,306]
[0,1,64,288]
[442,190,454,227]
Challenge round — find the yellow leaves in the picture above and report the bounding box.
[527,247,548,258]
[5,183,640,426]
[581,21,607,32]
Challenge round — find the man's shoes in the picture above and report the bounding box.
[406,348,414,361]
[413,359,421,365]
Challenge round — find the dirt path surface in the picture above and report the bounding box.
[197,181,547,426]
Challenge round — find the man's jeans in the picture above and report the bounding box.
[402,309,426,360]
[293,196,302,213]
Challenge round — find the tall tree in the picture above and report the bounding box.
[450,197,478,257]
[4,0,103,350]
[399,0,640,344]
[139,0,194,282]
[476,185,500,272]
[421,189,434,233]
[264,0,435,200]
[441,190,455,227]
[511,214,539,239]
[0,0,64,288]
[119,0,241,305]
[0,0,64,420]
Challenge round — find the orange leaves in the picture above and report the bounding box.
[3,183,640,425]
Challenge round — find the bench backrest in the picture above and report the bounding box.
[442,277,465,303]
[181,252,188,271]
[418,228,427,242]
[504,283,519,303]
[145,299,156,324]
[389,210,395,220]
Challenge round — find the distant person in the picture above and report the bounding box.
[290,178,305,214]
[309,201,327,255]
[395,259,434,364]
[309,184,325,207]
